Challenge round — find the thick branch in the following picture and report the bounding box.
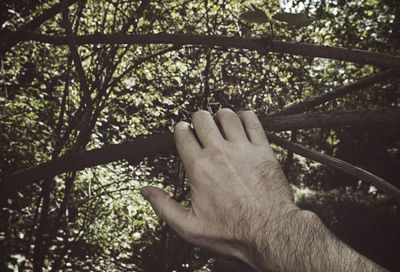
[0,0,79,55]
[1,109,399,198]
[272,69,399,116]
[0,134,175,198]
[268,134,400,202]
[11,33,400,68]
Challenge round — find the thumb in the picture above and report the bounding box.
[140,186,190,232]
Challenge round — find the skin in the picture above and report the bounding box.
[140,108,387,272]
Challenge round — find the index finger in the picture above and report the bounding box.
[174,121,202,163]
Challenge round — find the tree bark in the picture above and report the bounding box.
[10,33,400,68]
[1,109,399,198]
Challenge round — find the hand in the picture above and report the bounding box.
[141,109,388,272]
[140,109,299,270]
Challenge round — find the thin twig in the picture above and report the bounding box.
[268,134,400,202]
[61,0,91,106]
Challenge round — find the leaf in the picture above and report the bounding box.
[240,6,269,24]
[272,12,314,27]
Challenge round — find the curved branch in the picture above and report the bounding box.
[272,69,399,116]
[11,33,400,68]
[268,134,400,203]
[0,134,175,198]
[1,109,399,198]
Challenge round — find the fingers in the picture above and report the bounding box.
[238,111,270,146]
[176,109,268,148]
[174,121,201,163]
[141,186,190,234]
[192,110,225,147]
[216,108,248,143]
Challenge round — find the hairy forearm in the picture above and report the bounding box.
[242,210,388,272]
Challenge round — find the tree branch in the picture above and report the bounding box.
[271,69,399,116]
[258,108,400,130]
[267,134,400,203]
[61,0,91,106]
[106,45,181,92]
[1,109,399,198]
[0,0,79,56]
[11,33,400,68]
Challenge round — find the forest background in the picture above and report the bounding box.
[0,0,399,271]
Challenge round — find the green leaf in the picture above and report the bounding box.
[240,6,269,24]
[272,12,314,27]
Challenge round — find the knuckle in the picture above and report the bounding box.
[247,120,262,130]
[190,147,229,173]
[211,146,230,163]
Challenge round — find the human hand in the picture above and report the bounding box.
[140,109,300,270]
[141,108,389,272]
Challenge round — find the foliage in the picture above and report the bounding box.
[240,4,314,27]
[0,0,399,271]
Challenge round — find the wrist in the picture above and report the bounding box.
[238,209,388,272]
[253,208,317,271]
[234,203,306,271]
